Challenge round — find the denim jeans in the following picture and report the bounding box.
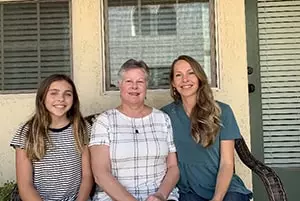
[179,192,250,201]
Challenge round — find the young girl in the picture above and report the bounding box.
[10,74,93,201]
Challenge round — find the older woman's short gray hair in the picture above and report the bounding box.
[118,59,150,82]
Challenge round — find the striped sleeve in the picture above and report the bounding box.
[89,112,110,147]
[10,124,28,149]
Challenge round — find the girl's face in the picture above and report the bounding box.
[119,68,147,106]
[44,80,73,122]
[172,59,199,99]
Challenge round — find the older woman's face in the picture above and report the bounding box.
[119,68,147,105]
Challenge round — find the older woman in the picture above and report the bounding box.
[89,59,179,201]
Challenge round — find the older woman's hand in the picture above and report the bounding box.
[146,192,166,201]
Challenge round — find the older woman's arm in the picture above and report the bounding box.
[210,140,235,201]
[90,145,138,201]
[147,152,179,201]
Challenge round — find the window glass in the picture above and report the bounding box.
[106,0,215,89]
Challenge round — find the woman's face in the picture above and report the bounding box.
[119,68,147,106]
[172,60,199,99]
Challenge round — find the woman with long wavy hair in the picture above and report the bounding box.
[161,55,252,201]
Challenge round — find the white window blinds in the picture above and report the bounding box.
[0,1,71,92]
[258,0,300,167]
[106,0,214,89]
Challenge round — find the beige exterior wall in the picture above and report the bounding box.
[214,0,252,189]
[0,0,251,190]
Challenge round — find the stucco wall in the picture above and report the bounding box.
[0,0,251,191]
[214,0,252,189]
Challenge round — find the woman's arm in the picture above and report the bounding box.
[147,152,179,201]
[16,148,42,201]
[90,145,138,201]
[211,140,235,201]
[76,146,93,201]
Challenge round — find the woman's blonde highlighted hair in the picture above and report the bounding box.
[170,55,221,147]
[22,74,88,161]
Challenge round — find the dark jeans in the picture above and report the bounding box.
[179,192,250,201]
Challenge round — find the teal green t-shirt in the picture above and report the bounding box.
[161,101,252,200]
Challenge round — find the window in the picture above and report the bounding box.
[0,0,71,93]
[157,5,176,35]
[133,6,151,36]
[105,0,216,90]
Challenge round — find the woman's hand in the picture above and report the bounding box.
[212,140,235,201]
[210,199,222,201]
[152,152,179,201]
[146,192,166,201]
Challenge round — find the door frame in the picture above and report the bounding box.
[245,0,267,200]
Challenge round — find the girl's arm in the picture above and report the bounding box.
[90,145,138,201]
[16,148,42,201]
[76,146,93,201]
[147,152,179,201]
[210,140,235,201]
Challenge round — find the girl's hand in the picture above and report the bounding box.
[146,192,166,201]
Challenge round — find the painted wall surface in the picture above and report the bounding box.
[0,0,251,191]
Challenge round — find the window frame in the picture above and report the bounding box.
[0,0,73,94]
[104,0,217,91]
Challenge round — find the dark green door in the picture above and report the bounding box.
[245,1,300,201]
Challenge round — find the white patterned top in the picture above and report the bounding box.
[89,108,178,201]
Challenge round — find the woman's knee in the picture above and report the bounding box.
[179,192,207,201]
[223,192,250,201]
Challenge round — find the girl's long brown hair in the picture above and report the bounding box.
[170,55,221,147]
[23,74,88,161]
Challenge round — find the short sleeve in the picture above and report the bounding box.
[219,103,241,140]
[165,114,176,153]
[84,120,92,145]
[10,124,28,149]
[89,112,110,147]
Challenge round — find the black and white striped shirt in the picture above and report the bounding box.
[11,123,88,201]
